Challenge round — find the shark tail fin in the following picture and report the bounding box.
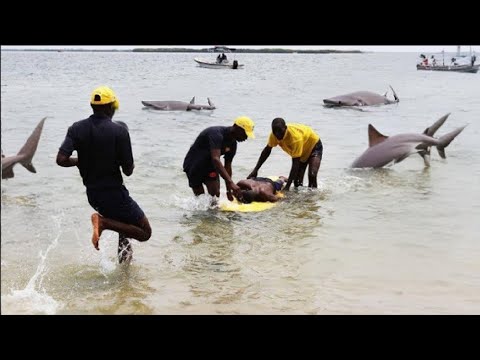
[22,162,37,173]
[16,117,46,172]
[436,125,467,159]
[423,113,450,136]
[207,98,215,108]
[389,85,399,102]
[417,113,452,159]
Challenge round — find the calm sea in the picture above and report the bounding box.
[1,50,479,314]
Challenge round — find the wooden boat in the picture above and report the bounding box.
[417,46,478,73]
[416,64,479,73]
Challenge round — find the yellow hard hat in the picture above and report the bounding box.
[234,116,255,139]
[90,86,120,110]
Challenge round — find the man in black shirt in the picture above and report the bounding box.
[183,116,255,202]
[56,86,151,263]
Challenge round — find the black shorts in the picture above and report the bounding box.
[309,140,323,161]
[184,163,219,188]
[86,185,145,224]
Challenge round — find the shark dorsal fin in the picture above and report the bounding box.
[190,96,195,104]
[389,85,399,102]
[368,124,389,147]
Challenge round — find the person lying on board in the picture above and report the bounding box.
[234,176,287,204]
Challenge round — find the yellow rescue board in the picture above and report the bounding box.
[219,192,284,212]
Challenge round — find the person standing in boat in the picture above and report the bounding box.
[419,54,426,65]
[422,55,429,66]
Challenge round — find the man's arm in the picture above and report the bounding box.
[57,126,78,167]
[210,148,241,198]
[284,157,301,191]
[118,128,135,176]
[224,159,235,201]
[56,152,78,167]
[248,145,272,179]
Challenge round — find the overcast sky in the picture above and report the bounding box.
[1,45,479,53]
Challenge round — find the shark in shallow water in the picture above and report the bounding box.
[324,86,399,108]
[2,117,46,179]
[351,113,467,169]
[142,97,215,111]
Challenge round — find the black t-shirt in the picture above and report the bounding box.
[183,126,237,171]
[59,114,134,190]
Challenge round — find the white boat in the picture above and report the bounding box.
[194,57,244,69]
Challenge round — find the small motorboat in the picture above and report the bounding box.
[194,57,244,69]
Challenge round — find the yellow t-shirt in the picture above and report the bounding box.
[267,123,320,162]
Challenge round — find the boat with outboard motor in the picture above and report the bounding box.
[194,46,244,69]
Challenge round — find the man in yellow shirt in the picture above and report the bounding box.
[248,118,323,191]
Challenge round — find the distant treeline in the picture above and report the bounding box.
[132,48,363,54]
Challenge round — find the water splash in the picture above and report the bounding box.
[173,194,218,211]
[98,232,119,275]
[1,214,63,315]
[324,174,367,194]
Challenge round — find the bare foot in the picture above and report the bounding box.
[91,213,104,250]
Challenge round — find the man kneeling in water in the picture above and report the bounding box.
[234,176,287,203]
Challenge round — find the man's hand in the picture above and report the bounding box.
[229,182,242,200]
[247,170,257,179]
[226,191,234,201]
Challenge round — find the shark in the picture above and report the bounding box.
[141,97,215,111]
[324,86,399,108]
[2,117,46,179]
[351,113,467,168]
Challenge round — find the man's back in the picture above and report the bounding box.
[268,123,320,162]
[183,126,236,170]
[59,114,133,189]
